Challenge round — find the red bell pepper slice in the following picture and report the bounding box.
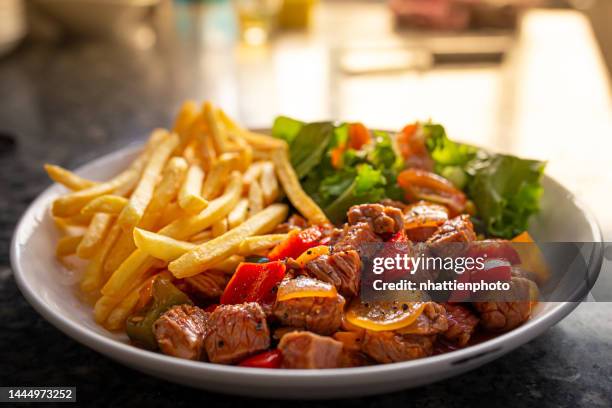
[238,350,282,368]
[220,261,286,306]
[268,227,322,261]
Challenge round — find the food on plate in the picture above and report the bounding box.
[47,101,546,369]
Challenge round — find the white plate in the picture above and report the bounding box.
[11,143,603,399]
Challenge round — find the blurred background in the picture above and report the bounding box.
[0,0,611,241]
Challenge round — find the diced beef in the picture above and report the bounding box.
[303,222,381,298]
[338,350,374,368]
[473,277,534,332]
[361,331,434,363]
[332,222,381,256]
[426,214,476,257]
[273,214,309,233]
[278,331,343,369]
[153,304,209,361]
[441,303,479,346]
[347,203,404,236]
[403,201,449,242]
[396,302,449,336]
[204,302,270,364]
[185,270,229,299]
[304,251,361,298]
[273,277,345,335]
[379,199,407,211]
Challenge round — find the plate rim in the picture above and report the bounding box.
[10,142,604,382]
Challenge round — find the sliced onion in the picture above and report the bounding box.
[345,299,426,332]
[276,275,338,302]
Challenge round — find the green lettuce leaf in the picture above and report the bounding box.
[469,155,545,238]
[323,164,387,224]
[423,122,546,238]
[272,116,303,144]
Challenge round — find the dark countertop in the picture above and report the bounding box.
[1,11,611,408]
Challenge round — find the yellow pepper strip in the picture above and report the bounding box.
[294,245,330,268]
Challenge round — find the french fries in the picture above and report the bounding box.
[260,162,279,205]
[52,131,164,217]
[211,218,228,237]
[169,203,288,278]
[201,153,240,199]
[247,178,264,218]
[227,198,248,229]
[117,131,179,229]
[178,164,208,214]
[80,224,121,293]
[104,157,188,276]
[47,100,332,333]
[44,164,98,191]
[139,157,188,230]
[133,227,196,262]
[189,230,213,244]
[238,233,289,256]
[77,213,113,259]
[203,101,229,153]
[81,195,128,216]
[272,148,329,224]
[160,171,242,239]
[219,109,286,150]
[242,161,264,191]
[173,100,199,152]
[55,234,83,257]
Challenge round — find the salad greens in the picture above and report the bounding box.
[272,117,402,223]
[422,124,546,238]
[271,116,545,238]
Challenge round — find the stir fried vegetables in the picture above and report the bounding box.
[397,168,467,216]
[418,123,546,238]
[345,300,427,332]
[276,275,337,302]
[267,227,323,261]
[272,117,545,237]
[126,277,192,349]
[220,261,286,306]
[238,350,283,368]
[272,117,403,224]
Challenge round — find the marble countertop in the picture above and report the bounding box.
[0,3,610,406]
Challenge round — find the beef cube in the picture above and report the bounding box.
[442,303,479,346]
[361,331,434,363]
[279,331,343,369]
[153,304,209,361]
[473,276,535,332]
[427,214,476,257]
[273,277,345,335]
[396,302,449,336]
[348,203,404,236]
[185,270,229,299]
[204,302,270,364]
[305,250,361,298]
